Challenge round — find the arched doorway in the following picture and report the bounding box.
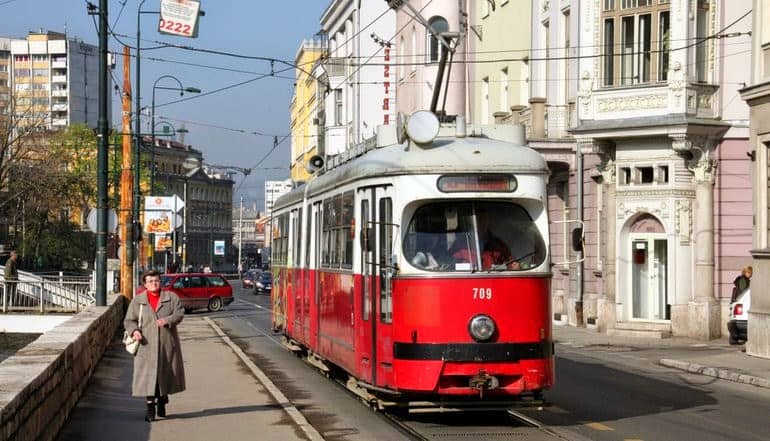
[629,214,669,321]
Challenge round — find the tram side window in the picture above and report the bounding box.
[322,198,333,268]
[380,197,393,323]
[332,194,342,267]
[341,192,354,269]
[271,216,280,265]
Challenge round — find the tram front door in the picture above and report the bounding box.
[359,185,394,387]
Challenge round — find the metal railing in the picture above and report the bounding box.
[1,272,94,313]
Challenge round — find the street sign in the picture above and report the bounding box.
[155,234,173,251]
[86,208,118,233]
[144,196,185,234]
[158,0,201,38]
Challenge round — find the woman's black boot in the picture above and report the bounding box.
[157,396,168,417]
[145,401,156,422]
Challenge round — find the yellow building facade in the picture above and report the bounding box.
[289,39,326,184]
[466,1,531,125]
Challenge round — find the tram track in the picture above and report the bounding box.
[227,297,575,441]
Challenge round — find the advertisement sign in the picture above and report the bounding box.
[144,196,184,233]
[214,240,225,256]
[159,0,201,38]
[155,235,173,251]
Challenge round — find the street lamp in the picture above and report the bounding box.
[151,75,200,193]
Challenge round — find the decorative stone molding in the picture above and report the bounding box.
[579,71,593,114]
[675,199,693,245]
[670,135,692,152]
[597,94,666,113]
[686,147,718,184]
[617,189,695,198]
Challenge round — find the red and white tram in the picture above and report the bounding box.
[270,112,554,411]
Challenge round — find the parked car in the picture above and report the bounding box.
[156,273,234,312]
[728,288,750,345]
[254,271,272,294]
[241,269,261,289]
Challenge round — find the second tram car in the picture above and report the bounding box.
[270,113,554,411]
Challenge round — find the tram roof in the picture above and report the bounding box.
[275,136,548,210]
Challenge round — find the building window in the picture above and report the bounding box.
[638,166,654,184]
[602,0,669,86]
[334,89,343,126]
[481,77,489,124]
[563,9,571,103]
[695,0,709,82]
[659,11,670,80]
[500,67,508,112]
[427,16,449,63]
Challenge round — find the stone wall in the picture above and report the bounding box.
[0,294,126,441]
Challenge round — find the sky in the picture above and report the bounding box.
[0,0,330,211]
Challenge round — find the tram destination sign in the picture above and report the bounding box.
[158,0,201,38]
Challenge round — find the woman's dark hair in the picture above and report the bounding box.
[142,269,161,283]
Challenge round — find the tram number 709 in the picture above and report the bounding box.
[472,288,492,300]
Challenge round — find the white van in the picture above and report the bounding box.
[727,288,750,345]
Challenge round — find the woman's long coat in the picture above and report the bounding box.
[124,290,186,397]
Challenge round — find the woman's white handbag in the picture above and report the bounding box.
[123,304,143,355]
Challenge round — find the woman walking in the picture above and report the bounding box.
[124,270,186,421]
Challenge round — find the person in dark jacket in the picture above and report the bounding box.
[731,265,752,303]
[3,250,19,299]
[124,270,186,422]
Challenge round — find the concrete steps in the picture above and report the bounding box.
[607,321,672,339]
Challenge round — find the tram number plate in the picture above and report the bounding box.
[472,288,492,300]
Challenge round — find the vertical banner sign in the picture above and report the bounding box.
[383,46,391,125]
[144,196,174,233]
[214,240,225,256]
[159,0,201,38]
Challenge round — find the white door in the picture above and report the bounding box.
[630,235,668,320]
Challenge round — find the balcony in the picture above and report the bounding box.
[579,81,720,123]
[51,60,66,69]
[52,89,67,97]
[52,118,67,126]
[51,75,66,83]
[52,104,67,112]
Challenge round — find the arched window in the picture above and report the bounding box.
[427,16,449,63]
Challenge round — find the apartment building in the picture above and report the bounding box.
[9,31,106,130]
[0,38,10,119]
[740,0,770,358]
[393,0,466,118]
[290,38,326,184]
[570,0,753,340]
[265,179,293,216]
[319,0,396,154]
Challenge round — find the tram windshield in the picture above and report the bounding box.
[403,201,546,272]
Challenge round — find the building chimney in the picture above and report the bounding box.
[529,97,547,139]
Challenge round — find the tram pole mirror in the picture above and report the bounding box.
[571,227,584,252]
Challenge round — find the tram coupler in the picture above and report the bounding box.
[469,371,500,398]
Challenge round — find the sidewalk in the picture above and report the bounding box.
[553,324,770,389]
[57,316,322,441]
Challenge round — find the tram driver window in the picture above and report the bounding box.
[404,202,547,272]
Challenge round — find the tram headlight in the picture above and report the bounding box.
[468,314,496,342]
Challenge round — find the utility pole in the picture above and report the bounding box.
[237,195,243,272]
[95,0,109,306]
[120,47,135,299]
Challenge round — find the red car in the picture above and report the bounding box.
[142,273,235,312]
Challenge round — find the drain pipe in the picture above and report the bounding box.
[576,142,584,326]
[574,0,584,327]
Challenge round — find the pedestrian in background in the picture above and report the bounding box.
[124,270,186,422]
[3,250,19,300]
[731,265,752,303]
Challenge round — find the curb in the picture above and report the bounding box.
[659,358,770,389]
